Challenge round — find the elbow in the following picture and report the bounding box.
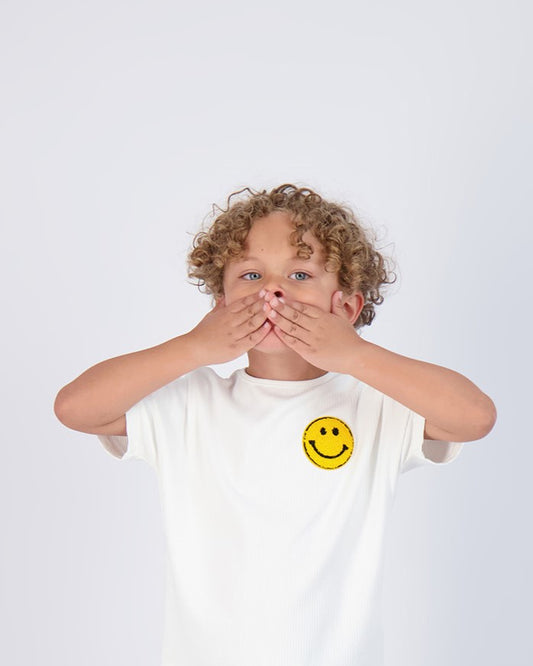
[473,394,497,440]
[453,394,497,442]
[54,386,77,427]
[53,390,69,425]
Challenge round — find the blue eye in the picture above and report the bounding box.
[241,271,310,281]
[290,271,311,281]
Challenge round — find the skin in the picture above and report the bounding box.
[220,210,365,381]
[213,210,496,441]
[54,213,496,443]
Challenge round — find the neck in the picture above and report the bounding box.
[245,349,328,381]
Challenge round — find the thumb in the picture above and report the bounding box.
[332,290,344,312]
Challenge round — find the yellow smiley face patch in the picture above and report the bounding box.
[302,416,355,469]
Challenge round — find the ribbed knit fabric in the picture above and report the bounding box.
[99,366,462,666]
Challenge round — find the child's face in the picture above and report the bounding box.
[221,210,352,354]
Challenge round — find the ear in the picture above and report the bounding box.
[214,294,225,308]
[331,290,365,325]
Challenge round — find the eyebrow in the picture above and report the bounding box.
[232,254,319,265]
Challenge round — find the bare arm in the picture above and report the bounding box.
[261,292,497,443]
[53,334,202,430]
[54,291,271,432]
[344,339,497,442]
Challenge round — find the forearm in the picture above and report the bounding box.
[345,338,496,440]
[54,333,201,429]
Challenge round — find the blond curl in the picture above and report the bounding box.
[186,184,397,330]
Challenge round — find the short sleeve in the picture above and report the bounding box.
[96,371,192,470]
[400,408,463,474]
[97,396,157,469]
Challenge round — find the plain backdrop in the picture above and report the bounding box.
[1,1,531,664]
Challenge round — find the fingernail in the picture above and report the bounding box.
[259,289,266,298]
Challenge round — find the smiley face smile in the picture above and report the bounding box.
[302,416,355,470]
[308,440,349,459]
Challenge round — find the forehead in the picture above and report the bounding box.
[243,211,324,253]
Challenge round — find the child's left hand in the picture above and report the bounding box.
[262,289,365,373]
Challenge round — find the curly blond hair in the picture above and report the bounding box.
[186,183,397,329]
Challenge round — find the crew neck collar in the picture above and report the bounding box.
[235,367,337,388]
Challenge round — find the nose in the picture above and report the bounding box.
[264,282,284,299]
[263,274,285,299]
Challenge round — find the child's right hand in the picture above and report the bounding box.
[185,291,272,366]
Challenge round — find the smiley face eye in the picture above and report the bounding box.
[303,417,354,469]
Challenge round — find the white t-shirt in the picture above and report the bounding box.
[98,366,463,666]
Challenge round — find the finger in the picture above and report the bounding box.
[233,297,269,331]
[265,301,313,333]
[330,290,344,313]
[272,322,309,349]
[268,311,311,346]
[238,319,272,346]
[230,291,266,315]
[267,297,318,328]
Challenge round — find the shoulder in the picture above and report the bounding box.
[165,366,219,389]
[177,365,232,395]
[140,367,218,406]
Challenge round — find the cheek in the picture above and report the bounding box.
[223,282,258,306]
[303,290,334,311]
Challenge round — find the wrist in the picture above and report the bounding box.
[173,332,207,372]
[342,334,371,378]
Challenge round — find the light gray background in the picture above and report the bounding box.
[1,1,530,664]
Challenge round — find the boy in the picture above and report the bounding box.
[54,183,496,666]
